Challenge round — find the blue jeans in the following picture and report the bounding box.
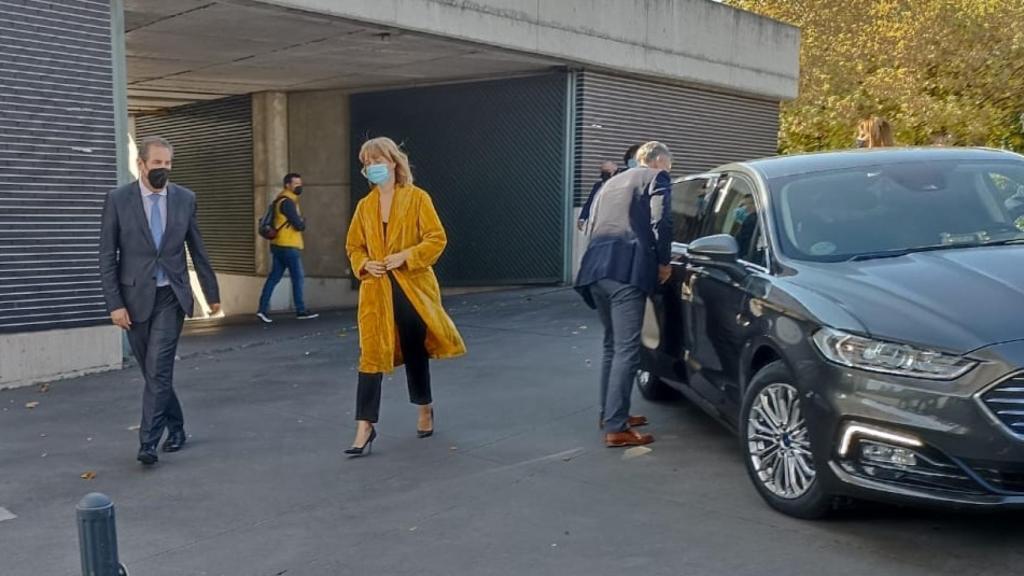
[258,246,307,314]
[591,278,645,433]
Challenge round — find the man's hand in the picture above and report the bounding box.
[110,308,132,330]
[384,250,411,271]
[658,264,672,285]
[576,219,586,231]
[363,261,387,277]
[208,303,221,315]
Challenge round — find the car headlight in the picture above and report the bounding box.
[812,327,976,380]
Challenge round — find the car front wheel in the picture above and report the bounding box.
[740,361,833,519]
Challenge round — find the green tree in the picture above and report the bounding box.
[727,0,1024,153]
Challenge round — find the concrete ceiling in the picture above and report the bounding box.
[125,0,563,112]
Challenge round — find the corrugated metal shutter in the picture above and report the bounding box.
[574,71,779,205]
[350,73,567,285]
[135,96,254,274]
[0,0,118,334]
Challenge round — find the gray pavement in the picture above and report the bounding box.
[0,288,1021,576]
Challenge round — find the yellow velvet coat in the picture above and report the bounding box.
[346,184,466,374]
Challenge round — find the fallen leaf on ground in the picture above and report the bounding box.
[622,446,653,460]
[80,471,97,480]
[25,402,39,409]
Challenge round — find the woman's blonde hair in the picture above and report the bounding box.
[858,116,895,148]
[359,137,413,186]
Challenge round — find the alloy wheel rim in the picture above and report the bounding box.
[747,382,816,499]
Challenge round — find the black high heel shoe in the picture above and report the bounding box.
[345,427,377,457]
[417,408,434,439]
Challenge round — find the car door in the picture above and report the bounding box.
[644,174,720,383]
[680,173,769,424]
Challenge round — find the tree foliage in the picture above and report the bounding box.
[726,0,1024,153]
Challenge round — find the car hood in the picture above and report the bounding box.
[788,246,1024,354]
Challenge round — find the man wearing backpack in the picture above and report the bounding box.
[256,173,318,323]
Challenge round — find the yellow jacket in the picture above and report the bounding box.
[271,189,304,249]
[346,184,466,373]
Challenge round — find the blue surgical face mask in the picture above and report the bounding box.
[626,158,638,169]
[365,163,390,184]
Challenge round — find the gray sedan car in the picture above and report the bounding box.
[639,147,1024,518]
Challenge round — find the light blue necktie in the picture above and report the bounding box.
[149,195,167,285]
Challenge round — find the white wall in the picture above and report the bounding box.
[0,326,122,390]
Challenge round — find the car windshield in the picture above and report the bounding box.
[768,159,1024,262]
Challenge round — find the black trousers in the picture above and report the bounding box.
[126,286,186,448]
[356,277,432,423]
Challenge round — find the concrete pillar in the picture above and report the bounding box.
[252,92,290,277]
[286,90,358,310]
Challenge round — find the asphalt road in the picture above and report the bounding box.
[1,288,1020,575]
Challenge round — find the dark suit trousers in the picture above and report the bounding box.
[356,277,432,423]
[127,287,186,447]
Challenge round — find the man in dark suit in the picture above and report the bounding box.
[576,141,673,448]
[99,136,221,465]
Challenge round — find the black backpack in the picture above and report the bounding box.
[257,196,287,240]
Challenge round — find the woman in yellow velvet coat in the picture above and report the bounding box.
[344,137,466,456]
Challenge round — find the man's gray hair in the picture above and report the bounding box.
[636,141,671,165]
[137,136,174,161]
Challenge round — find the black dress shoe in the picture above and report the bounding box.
[137,445,159,465]
[345,427,377,457]
[162,431,186,453]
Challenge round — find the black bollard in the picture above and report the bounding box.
[76,493,122,576]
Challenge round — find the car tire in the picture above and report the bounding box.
[635,368,679,402]
[740,361,834,519]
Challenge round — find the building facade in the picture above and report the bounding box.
[0,0,799,388]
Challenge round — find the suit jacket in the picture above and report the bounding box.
[99,181,220,323]
[575,167,673,308]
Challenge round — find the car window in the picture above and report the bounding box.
[706,176,766,267]
[671,176,717,244]
[769,160,1024,262]
[983,170,1024,230]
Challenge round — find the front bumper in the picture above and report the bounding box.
[800,340,1024,508]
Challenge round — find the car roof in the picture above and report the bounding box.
[728,147,1024,181]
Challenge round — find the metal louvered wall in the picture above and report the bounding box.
[574,72,779,205]
[0,0,118,334]
[350,73,567,285]
[135,96,254,274]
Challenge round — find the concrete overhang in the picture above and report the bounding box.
[255,0,800,100]
[125,0,565,112]
[125,0,799,113]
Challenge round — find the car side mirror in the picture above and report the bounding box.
[688,234,748,281]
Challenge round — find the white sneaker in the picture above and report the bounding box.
[256,312,273,324]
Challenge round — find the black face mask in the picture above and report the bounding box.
[293,185,304,195]
[600,171,613,181]
[147,168,169,189]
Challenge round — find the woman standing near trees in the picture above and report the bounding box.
[855,116,896,148]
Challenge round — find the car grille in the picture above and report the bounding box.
[967,461,1024,494]
[981,375,1024,437]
